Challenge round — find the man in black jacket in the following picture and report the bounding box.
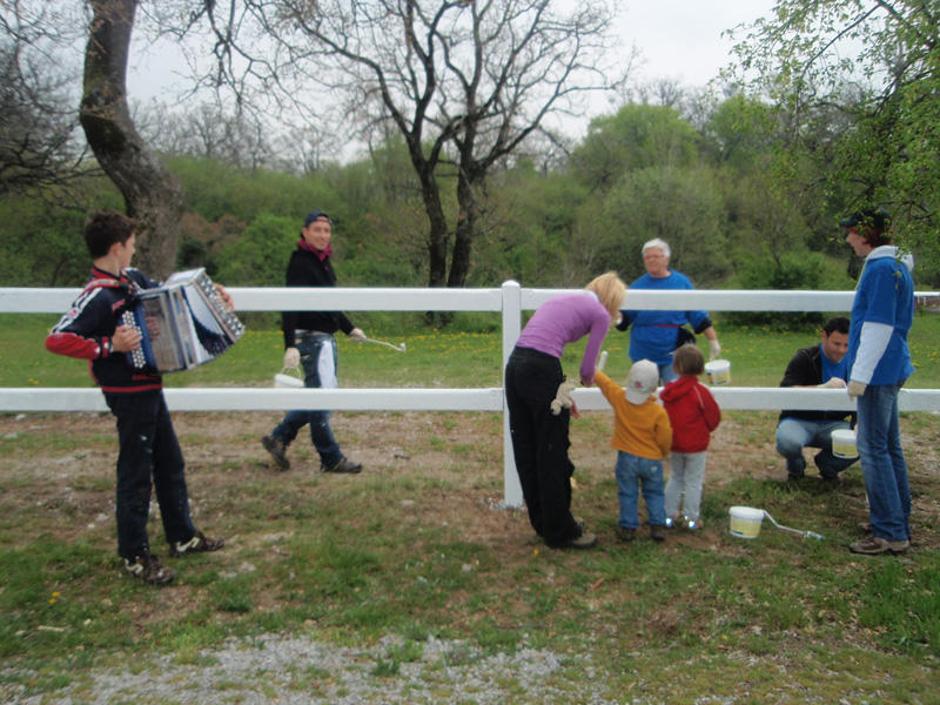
[261,210,366,474]
[775,317,858,481]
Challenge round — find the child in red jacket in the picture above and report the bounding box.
[660,345,721,530]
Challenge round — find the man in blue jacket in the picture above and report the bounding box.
[842,209,915,555]
[617,238,721,383]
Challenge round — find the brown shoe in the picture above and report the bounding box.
[261,435,290,471]
[849,536,909,555]
[615,526,636,542]
[124,551,175,585]
[170,530,225,557]
[650,525,666,542]
[322,456,363,474]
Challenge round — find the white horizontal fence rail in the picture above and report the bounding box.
[3,282,939,507]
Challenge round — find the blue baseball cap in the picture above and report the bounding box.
[303,210,333,227]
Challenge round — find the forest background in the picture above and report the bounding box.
[2,1,938,332]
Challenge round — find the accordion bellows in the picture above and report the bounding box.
[123,268,245,373]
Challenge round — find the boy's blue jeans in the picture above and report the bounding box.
[615,451,666,529]
[856,383,910,542]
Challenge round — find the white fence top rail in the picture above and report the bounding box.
[4,285,938,314]
[3,386,938,413]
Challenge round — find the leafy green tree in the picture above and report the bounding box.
[472,163,588,286]
[214,213,297,287]
[591,165,729,284]
[570,104,702,193]
[728,0,940,280]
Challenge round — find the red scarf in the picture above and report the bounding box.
[298,238,332,262]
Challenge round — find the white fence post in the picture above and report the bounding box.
[501,280,523,507]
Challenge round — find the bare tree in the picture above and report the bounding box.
[80,0,183,277]
[0,1,93,197]
[199,0,622,288]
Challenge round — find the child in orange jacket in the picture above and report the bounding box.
[595,359,672,542]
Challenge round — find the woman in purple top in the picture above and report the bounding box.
[505,272,627,549]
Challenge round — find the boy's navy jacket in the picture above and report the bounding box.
[45,267,163,393]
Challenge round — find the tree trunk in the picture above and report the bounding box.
[79,0,183,278]
[412,159,449,289]
[447,166,481,289]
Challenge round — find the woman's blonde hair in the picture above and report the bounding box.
[585,271,627,319]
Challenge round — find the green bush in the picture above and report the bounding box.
[725,251,837,330]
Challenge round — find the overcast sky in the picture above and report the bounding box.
[615,0,776,85]
[125,1,779,155]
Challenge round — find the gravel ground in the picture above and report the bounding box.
[4,633,629,705]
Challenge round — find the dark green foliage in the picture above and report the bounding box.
[214,213,296,286]
[725,251,835,330]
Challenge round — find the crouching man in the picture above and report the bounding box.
[775,317,857,482]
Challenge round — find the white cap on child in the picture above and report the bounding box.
[625,359,659,404]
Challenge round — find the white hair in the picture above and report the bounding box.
[642,238,670,258]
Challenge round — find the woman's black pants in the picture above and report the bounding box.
[505,347,581,547]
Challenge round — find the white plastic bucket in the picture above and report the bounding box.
[704,359,731,386]
[729,506,765,539]
[273,368,304,388]
[831,429,858,459]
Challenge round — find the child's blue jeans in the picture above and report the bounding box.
[615,451,666,530]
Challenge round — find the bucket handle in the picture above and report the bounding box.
[763,511,824,541]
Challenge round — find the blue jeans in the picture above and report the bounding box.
[271,333,342,467]
[775,417,858,478]
[856,383,910,542]
[615,451,666,529]
[657,360,678,384]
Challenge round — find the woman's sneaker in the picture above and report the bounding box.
[170,531,225,557]
[124,551,175,585]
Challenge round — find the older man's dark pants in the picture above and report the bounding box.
[105,390,196,560]
[505,347,581,547]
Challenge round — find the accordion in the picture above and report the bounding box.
[122,268,245,373]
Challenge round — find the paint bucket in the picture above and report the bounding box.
[273,367,304,388]
[728,506,765,539]
[704,359,731,386]
[831,429,858,459]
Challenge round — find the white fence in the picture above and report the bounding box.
[2,282,939,506]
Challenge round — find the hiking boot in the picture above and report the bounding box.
[650,525,666,542]
[321,455,363,474]
[615,526,636,542]
[849,536,909,555]
[261,435,290,471]
[563,530,597,549]
[170,530,225,558]
[124,551,175,586]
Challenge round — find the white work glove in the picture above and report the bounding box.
[847,380,867,399]
[708,339,721,361]
[550,381,577,416]
[283,347,301,369]
[819,377,847,389]
[348,327,367,341]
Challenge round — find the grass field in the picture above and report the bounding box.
[1,314,939,703]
